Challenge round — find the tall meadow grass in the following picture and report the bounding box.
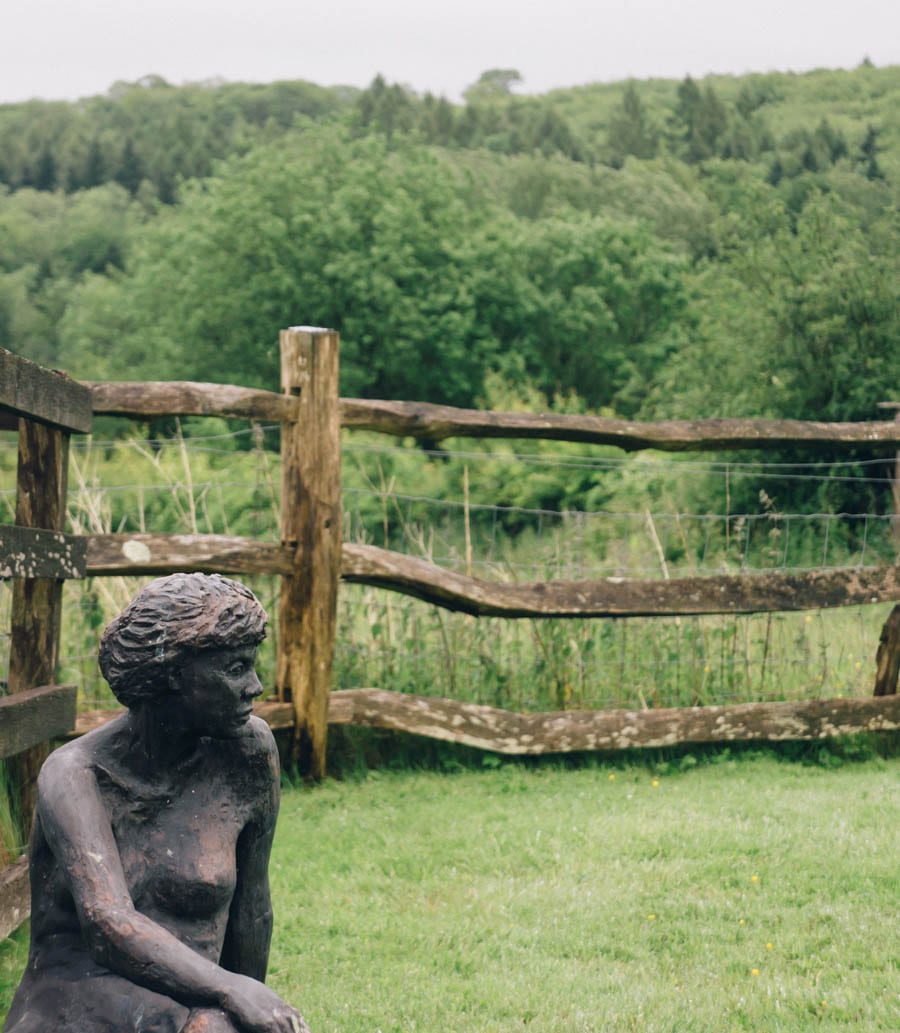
[0,422,895,719]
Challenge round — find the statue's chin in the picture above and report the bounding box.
[205,715,253,740]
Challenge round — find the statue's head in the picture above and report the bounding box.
[98,572,268,708]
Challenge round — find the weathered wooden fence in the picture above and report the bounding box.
[9,331,900,777]
[80,336,900,778]
[0,350,90,937]
[3,331,900,935]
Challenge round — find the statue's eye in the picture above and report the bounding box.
[227,660,247,676]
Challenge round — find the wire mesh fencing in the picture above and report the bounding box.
[337,438,896,711]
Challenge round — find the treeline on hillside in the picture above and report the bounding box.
[0,76,356,201]
[1,67,893,202]
[1,64,897,519]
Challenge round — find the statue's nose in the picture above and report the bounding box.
[244,671,264,699]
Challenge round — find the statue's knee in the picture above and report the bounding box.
[181,1008,239,1033]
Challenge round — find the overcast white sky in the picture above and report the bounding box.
[2,0,899,104]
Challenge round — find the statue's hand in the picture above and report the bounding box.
[223,973,310,1033]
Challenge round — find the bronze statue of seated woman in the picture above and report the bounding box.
[4,573,309,1033]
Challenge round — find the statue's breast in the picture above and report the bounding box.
[112,785,240,921]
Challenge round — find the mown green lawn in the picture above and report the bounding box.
[2,754,897,1031]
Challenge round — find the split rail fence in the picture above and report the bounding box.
[2,330,900,933]
[0,349,90,937]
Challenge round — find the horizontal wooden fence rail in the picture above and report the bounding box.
[73,690,900,755]
[86,533,295,576]
[86,382,900,451]
[340,401,900,450]
[326,689,900,754]
[340,544,900,617]
[72,699,296,738]
[0,685,78,760]
[86,380,297,422]
[84,533,900,618]
[0,526,87,580]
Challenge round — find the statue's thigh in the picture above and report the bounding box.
[180,1008,241,1033]
[4,968,189,1033]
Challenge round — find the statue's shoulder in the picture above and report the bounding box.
[239,715,278,755]
[220,717,280,813]
[229,715,280,777]
[36,734,105,806]
[39,711,129,779]
[39,734,94,775]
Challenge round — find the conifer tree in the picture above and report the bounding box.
[115,139,145,196]
[859,124,885,180]
[606,83,658,167]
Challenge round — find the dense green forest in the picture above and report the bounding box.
[1,64,898,515]
[1,64,898,715]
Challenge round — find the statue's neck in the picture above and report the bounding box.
[122,703,202,781]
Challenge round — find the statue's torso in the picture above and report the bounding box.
[5,720,264,1033]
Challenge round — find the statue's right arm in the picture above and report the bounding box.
[35,749,303,1033]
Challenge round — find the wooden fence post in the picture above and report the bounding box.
[876,402,900,555]
[7,419,70,834]
[873,605,900,697]
[276,327,341,779]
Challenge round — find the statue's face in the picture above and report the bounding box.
[172,644,263,738]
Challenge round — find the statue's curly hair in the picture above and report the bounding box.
[98,573,267,708]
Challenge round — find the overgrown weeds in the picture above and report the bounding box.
[0,427,892,717]
[0,763,23,869]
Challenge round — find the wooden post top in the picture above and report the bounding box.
[0,348,92,433]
